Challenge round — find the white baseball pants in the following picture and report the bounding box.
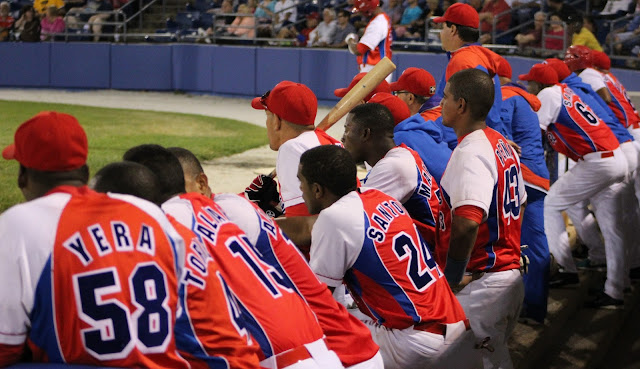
[260,338,344,369]
[361,319,482,369]
[359,63,393,83]
[345,351,384,369]
[455,269,524,369]
[545,148,627,274]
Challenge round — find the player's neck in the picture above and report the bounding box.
[454,120,486,139]
[366,139,395,166]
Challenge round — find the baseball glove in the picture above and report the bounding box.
[244,174,283,218]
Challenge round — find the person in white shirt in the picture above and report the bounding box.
[308,8,337,46]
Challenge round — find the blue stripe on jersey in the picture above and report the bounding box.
[557,106,599,152]
[174,285,230,369]
[404,166,436,228]
[379,37,386,59]
[363,50,369,65]
[29,256,64,363]
[252,227,302,298]
[548,125,582,158]
[348,213,422,323]
[345,269,386,324]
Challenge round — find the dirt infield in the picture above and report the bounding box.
[0,89,347,193]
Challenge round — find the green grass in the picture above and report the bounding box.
[0,100,267,212]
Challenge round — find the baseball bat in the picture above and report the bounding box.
[316,57,396,131]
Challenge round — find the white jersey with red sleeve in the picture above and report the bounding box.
[536,84,620,161]
[277,129,341,217]
[357,12,392,67]
[0,186,189,368]
[362,144,441,247]
[162,193,325,361]
[578,68,607,92]
[438,128,527,273]
[310,188,467,329]
[213,193,380,367]
[168,216,261,369]
[603,72,640,129]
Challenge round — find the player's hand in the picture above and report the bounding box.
[244,174,283,218]
[507,139,522,156]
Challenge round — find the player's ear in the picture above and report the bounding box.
[457,97,467,114]
[361,127,371,140]
[17,165,28,190]
[312,182,323,200]
[195,172,210,194]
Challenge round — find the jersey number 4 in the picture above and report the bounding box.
[393,232,440,292]
[73,262,171,360]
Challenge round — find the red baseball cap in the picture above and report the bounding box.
[544,58,571,81]
[591,50,611,70]
[2,111,88,171]
[389,68,436,97]
[433,3,479,29]
[334,73,391,102]
[368,92,411,125]
[518,63,559,85]
[251,81,317,126]
[496,57,512,79]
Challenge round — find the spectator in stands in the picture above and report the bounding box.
[273,0,296,29]
[0,1,14,41]
[86,0,113,41]
[570,14,603,51]
[14,5,40,42]
[33,0,64,16]
[199,0,234,43]
[40,6,64,40]
[515,11,545,49]
[65,0,111,32]
[254,0,276,23]
[308,8,337,46]
[507,0,540,26]
[479,0,512,43]
[606,1,640,54]
[546,0,578,23]
[226,3,256,38]
[545,12,566,50]
[381,0,404,25]
[330,9,356,47]
[296,11,319,46]
[468,0,483,13]
[394,0,423,39]
[599,0,634,17]
[426,0,444,19]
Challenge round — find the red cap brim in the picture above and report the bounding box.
[388,81,401,91]
[251,97,266,110]
[432,16,446,23]
[518,73,532,81]
[2,144,15,160]
[334,88,349,98]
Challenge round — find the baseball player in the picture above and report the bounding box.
[250,81,340,219]
[91,161,262,368]
[343,102,442,257]
[438,69,526,369]
[520,63,629,309]
[168,146,384,369]
[371,92,453,183]
[564,45,613,105]
[591,50,640,140]
[433,3,508,147]
[0,112,189,368]
[389,67,441,121]
[123,144,344,368]
[347,0,393,82]
[334,72,392,102]
[496,58,551,324]
[299,144,481,369]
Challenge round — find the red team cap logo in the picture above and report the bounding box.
[389,67,437,97]
[2,111,88,171]
[251,81,318,126]
[334,72,391,102]
[591,50,611,71]
[368,92,411,125]
[544,58,571,81]
[432,3,479,29]
[518,63,559,85]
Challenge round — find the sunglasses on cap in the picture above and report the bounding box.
[260,90,271,109]
[392,90,412,96]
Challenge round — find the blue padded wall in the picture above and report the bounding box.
[0,43,51,87]
[50,43,110,89]
[212,46,256,95]
[172,44,214,92]
[255,48,300,93]
[111,44,172,90]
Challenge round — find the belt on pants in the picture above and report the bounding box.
[274,339,325,368]
[413,318,471,336]
[582,150,615,160]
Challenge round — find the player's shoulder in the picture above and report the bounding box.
[317,191,363,225]
[538,84,562,101]
[162,195,197,228]
[279,130,321,155]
